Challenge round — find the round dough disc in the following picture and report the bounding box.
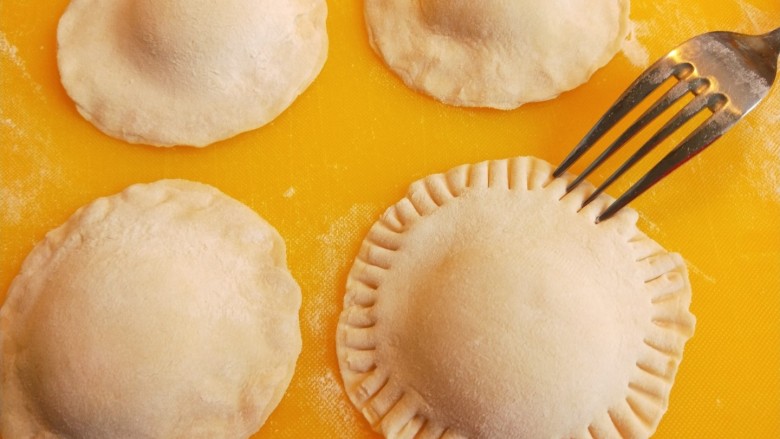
[57,0,328,147]
[336,156,695,438]
[0,180,302,438]
[364,0,630,109]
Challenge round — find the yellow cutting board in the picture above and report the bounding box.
[1,1,778,437]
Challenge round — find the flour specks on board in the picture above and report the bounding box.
[0,137,62,225]
[741,108,780,202]
[0,116,62,226]
[1,32,25,75]
[736,0,777,31]
[0,31,43,97]
[628,5,780,203]
[309,368,362,426]
[732,0,780,202]
[303,204,381,335]
[621,20,650,68]
[294,204,381,431]
[1,32,61,227]
[686,259,718,284]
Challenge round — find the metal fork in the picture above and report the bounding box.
[555,26,780,223]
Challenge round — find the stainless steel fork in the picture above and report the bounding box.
[555,27,780,222]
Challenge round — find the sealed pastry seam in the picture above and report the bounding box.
[364,1,631,109]
[1,180,301,438]
[57,0,328,147]
[336,156,694,439]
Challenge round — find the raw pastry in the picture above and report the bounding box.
[57,0,328,147]
[336,157,695,438]
[0,180,302,438]
[364,0,630,109]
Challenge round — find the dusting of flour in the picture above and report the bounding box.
[621,20,650,68]
[290,203,382,432]
[740,107,780,202]
[732,2,780,202]
[736,0,777,31]
[0,32,61,229]
[302,203,381,336]
[0,31,43,97]
[619,7,780,203]
[308,368,364,427]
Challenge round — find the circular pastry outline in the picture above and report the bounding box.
[0,179,302,438]
[336,156,695,438]
[364,0,630,109]
[57,0,328,147]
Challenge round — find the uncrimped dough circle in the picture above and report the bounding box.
[0,180,302,438]
[364,0,630,108]
[337,157,695,438]
[57,0,328,147]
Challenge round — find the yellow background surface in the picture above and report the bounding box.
[1,1,779,437]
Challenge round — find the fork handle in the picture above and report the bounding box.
[767,27,780,54]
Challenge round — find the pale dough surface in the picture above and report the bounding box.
[337,157,695,438]
[364,0,630,109]
[0,180,302,438]
[57,0,328,147]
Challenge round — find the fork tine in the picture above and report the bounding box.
[553,57,680,178]
[596,108,739,222]
[565,79,693,193]
[580,90,714,211]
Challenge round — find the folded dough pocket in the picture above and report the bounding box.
[336,156,695,439]
[57,0,328,147]
[0,180,302,438]
[364,0,630,109]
